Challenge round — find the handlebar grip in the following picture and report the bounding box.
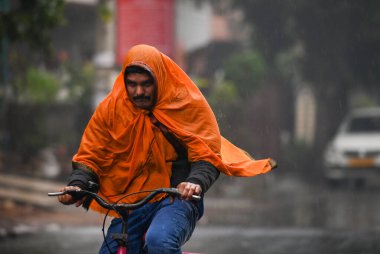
[191,195,201,201]
[48,191,65,196]
[164,188,201,201]
[47,189,83,200]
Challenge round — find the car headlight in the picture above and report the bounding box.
[324,144,344,166]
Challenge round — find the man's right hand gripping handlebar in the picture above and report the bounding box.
[176,182,202,201]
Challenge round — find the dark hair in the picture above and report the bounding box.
[124,65,152,78]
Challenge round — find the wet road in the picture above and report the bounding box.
[2,174,380,253]
[1,226,380,254]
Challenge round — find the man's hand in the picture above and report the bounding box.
[57,186,86,207]
[177,182,202,200]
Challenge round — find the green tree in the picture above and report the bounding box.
[232,0,380,149]
[0,0,65,154]
[15,67,60,104]
[224,51,267,98]
[0,0,65,54]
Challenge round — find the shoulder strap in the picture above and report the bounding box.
[149,114,187,160]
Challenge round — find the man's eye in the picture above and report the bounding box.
[142,81,153,87]
[126,82,136,87]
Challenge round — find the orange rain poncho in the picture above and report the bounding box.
[73,44,276,214]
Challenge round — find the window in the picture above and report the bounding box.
[347,116,380,133]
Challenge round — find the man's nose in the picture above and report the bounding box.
[135,85,144,95]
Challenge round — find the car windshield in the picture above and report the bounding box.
[346,115,380,133]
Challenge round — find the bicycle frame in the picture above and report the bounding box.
[48,186,201,254]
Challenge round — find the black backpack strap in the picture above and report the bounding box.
[149,113,190,187]
[149,114,187,160]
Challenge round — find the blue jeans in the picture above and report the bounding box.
[99,196,203,254]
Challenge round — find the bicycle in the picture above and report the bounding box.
[48,182,201,254]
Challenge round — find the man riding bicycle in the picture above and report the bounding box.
[57,44,276,254]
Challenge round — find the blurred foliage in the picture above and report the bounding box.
[14,62,95,105]
[58,62,95,105]
[209,80,238,106]
[232,0,380,103]
[8,62,94,163]
[201,49,267,108]
[224,51,267,98]
[0,0,97,171]
[0,0,94,106]
[0,0,65,54]
[0,0,67,162]
[232,0,380,153]
[231,0,296,63]
[192,77,209,90]
[15,67,60,104]
[97,1,113,23]
[349,92,379,109]
[275,41,305,81]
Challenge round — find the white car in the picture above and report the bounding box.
[323,107,380,186]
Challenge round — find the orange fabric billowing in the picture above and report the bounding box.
[73,44,275,215]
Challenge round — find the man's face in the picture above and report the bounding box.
[125,72,156,110]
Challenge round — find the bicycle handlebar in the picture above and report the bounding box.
[48,188,201,212]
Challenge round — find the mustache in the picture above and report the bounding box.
[132,94,151,101]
